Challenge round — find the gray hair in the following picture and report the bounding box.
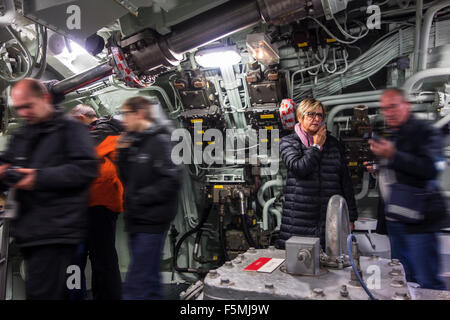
[69,104,97,119]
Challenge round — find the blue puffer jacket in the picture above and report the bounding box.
[277,131,358,249]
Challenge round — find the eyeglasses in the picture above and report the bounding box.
[117,110,135,116]
[13,104,32,112]
[305,112,324,120]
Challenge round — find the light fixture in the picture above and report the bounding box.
[195,46,242,68]
[246,33,279,66]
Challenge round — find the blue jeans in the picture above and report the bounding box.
[122,232,167,300]
[386,221,447,290]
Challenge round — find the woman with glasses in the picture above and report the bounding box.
[277,98,358,250]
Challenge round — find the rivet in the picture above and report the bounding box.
[313,288,324,296]
[220,278,230,285]
[390,280,406,288]
[265,283,274,289]
[340,285,349,297]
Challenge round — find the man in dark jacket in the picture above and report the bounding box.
[69,104,124,300]
[366,88,449,290]
[0,79,98,299]
[116,96,181,300]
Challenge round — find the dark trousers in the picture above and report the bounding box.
[387,220,447,290]
[70,206,122,300]
[21,244,77,300]
[123,232,166,300]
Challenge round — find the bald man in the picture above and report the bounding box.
[365,88,449,290]
[0,78,98,299]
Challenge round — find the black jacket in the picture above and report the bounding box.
[376,115,450,234]
[278,132,358,249]
[0,110,98,247]
[89,116,123,145]
[117,121,182,234]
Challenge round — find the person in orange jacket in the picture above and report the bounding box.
[69,104,124,300]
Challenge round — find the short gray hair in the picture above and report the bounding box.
[69,104,97,119]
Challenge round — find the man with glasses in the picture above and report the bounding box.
[0,78,98,299]
[116,96,181,300]
[365,88,449,290]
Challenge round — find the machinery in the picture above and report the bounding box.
[0,0,449,300]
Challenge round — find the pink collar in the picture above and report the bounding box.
[295,123,314,147]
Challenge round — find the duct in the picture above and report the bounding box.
[318,90,384,102]
[167,0,261,54]
[355,172,370,201]
[322,95,382,107]
[325,195,351,268]
[418,0,450,71]
[262,197,282,231]
[257,178,284,208]
[402,67,450,93]
[413,0,423,73]
[327,102,381,136]
[220,65,246,128]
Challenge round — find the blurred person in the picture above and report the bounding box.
[69,104,124,300]
[365,88,449,290]
[0,79,98,299]
[116,96,181,300]
[277,98,358,249]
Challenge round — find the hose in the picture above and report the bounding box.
[347,234,377,300]
[0,26,34,82]
[219,215,230,262]
[33,26,48,79]
[193,206,217,264]
[172,206,213,275]
[234,189,258,249]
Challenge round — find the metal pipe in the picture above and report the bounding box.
[413,0,423,72]
[167,0,260,54]
[51,62,114,96]
[318,90,384,102]
[402,67,450,93]
[262,197,282,231]
[418,0,450,71]
[257,179,284,208]
[322,95,382,107]
[355,172,370,201]
[327,103,381,136]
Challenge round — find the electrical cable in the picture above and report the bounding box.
[347,234,377,300]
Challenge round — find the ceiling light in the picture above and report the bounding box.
[195,46,242,68]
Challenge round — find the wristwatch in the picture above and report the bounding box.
[312,144,321,151]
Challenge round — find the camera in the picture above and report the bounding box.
[363,132,380,142]
[3,167,25,188]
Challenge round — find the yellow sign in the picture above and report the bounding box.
[265,126,274,130]
[260,114,274,119]
[214,185,223,189]
[326,38,337,43]
[349,162,358,167]
[191,119,203,123]
[297,42,308,48]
